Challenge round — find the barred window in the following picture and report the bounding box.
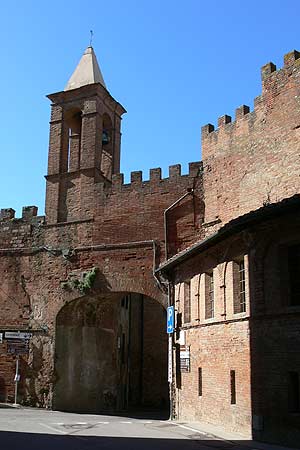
[230,370,236,404]
[183,280,191,323]
[233,257,247,314]
[238,260,246,312]
[198,367,202,396]
[205,272,214,319]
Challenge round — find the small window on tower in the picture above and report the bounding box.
[101,113,113,179]
[66,109,82,173]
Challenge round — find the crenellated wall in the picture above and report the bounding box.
[0,48,299,433]
[201,49,300,228]
[0,161,203,406]
[94,162,204,256]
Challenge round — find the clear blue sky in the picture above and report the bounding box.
[0,0,298,216]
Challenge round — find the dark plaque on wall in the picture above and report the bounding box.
[180,346,190,373]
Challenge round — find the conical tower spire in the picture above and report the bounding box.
[65,46,106,91]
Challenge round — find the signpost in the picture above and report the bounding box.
[13,356,20,406]
[2,331,32,406]
[167,306,174,334]
[167,306,174,384]
[168,338,173,383]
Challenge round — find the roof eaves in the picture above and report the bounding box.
[156,194,300,273]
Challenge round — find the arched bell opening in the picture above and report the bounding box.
[64,107,82,172]
[53,292,169,416]
[100,113,113,179]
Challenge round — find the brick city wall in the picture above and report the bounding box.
[0,49,299,443]
[0,162,203,406]
[201,50,300,230]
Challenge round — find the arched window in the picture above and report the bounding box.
[65,109,82,172]
[101,113,113,179]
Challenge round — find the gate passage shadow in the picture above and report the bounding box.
[0,431,255,450]
[55,408,170,420]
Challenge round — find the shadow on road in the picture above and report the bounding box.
[1,403,170,419]
[63,408,170,420]
[0,430,257,450]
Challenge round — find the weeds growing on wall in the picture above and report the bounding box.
[61,267,98,294]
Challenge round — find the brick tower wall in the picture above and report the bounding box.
[202,50,300,228]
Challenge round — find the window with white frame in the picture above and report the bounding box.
[183,280,191,323]
[233,257,247,314]
[205,272,214,319]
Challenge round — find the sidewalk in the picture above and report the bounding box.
[174,420,298,450]
[0,402,20,408]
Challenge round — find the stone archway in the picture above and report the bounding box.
[53,292,169,414]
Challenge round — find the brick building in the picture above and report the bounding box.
[0,46,300,447]
[157,50,300,447]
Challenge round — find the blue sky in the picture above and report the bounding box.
[0,0,298,215]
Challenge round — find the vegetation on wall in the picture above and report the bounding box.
[61,267,98,294]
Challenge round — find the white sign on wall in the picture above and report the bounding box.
[178,330,185,346]
[168,337,173,383]
[0,333,2,343]
[5,332,32,340]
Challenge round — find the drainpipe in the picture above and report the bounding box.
[140,294,144,406]
[163,189,194,419]
[126,294,132,410]
[13,355,20,406]
[167,280,174,419]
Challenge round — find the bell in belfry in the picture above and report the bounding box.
[102,130,110,146]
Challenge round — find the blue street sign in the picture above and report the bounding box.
[167,306,174,334]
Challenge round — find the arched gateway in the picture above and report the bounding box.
[54,292,169,414]
[0,45,201,413]
[42,45,200,416]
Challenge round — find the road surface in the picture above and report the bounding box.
[0,406,246,449]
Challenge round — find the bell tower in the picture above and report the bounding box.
[45,47,126,223]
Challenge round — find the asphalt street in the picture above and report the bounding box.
[0,407,250,450]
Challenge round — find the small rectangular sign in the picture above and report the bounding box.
[178,330,185,346]
[5,332,32,340]
[7,341,29,355]
[180,346,190,373]
[167,306,174,334]
[0,333,2,344]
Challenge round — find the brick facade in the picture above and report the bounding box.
[160,200,300,446]
[0,47,300,447]
[158,50,300,447]
[0,57,203,411]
